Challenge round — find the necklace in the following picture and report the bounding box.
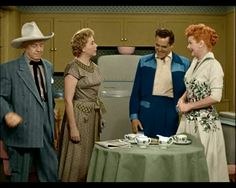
[75,58,94,73]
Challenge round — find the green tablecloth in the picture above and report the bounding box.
[87,134,209,182]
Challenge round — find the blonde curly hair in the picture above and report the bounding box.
[71,28,95,57]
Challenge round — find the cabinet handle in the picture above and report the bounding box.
[124,38,127,41]
[50,48,57,51]
[121,38,124,41]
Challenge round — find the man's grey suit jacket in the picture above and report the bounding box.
[0,54,55,148]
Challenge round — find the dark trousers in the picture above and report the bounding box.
[8,142,58,182]
[140,96,178,138]
[7,101,58,182]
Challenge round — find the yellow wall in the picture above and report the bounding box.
[0,9,21,63]
[225,10,235,112]
[1,8,235,112]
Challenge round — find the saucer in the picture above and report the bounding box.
[174,139,192,145]
[137,144,148,148]
[159,143,171,149]
[124,139,136,144]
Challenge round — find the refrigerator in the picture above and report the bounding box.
[98,55,141,141]
[219,112,236,164]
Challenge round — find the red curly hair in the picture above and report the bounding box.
[185,23,219,50]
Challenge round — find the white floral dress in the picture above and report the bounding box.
[177,52,229,182]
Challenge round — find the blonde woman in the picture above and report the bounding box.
[58,28,105,182]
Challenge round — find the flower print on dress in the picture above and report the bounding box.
[185,78,220,133]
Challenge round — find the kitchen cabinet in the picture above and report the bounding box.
[0,9,21,63]
[54,98,65,149]
[86,17,122,46]
[160,16,192,59]
[124,16,159,46]
[2,10,232,113]
[86,15,159,46]
[0,11,3,63]
[54,98,65,125]
[53,17,84,72]
[21,14,85,72]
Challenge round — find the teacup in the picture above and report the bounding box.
[173,134,188,143]
[124,133,137,141]
[158,137,174,149]
[135,135,151,148]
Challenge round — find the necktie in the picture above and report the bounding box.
[30,60,46,100]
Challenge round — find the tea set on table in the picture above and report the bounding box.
[124,132,191,149]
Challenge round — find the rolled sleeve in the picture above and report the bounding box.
[209,61,224,102]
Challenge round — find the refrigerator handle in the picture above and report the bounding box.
[101,90,130,98]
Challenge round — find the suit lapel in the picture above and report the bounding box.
[17,57,44,106]
[42,61,52,103]
[42,60,54,131]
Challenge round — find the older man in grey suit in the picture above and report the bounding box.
[0,21,58,182]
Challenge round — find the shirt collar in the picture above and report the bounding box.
[24,53,31,65]
[155,52,172,61]
[193,51,215,64]
[24,53,42,66]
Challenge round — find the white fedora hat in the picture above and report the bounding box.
[11,21,54,48]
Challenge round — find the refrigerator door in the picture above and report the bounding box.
[98,55,141,141]
[219,112,236,164]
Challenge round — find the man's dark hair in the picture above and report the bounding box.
[155,28,175,45]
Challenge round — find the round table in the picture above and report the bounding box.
[87,134,209,182]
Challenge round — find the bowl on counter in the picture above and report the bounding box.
[117,46,135,55]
